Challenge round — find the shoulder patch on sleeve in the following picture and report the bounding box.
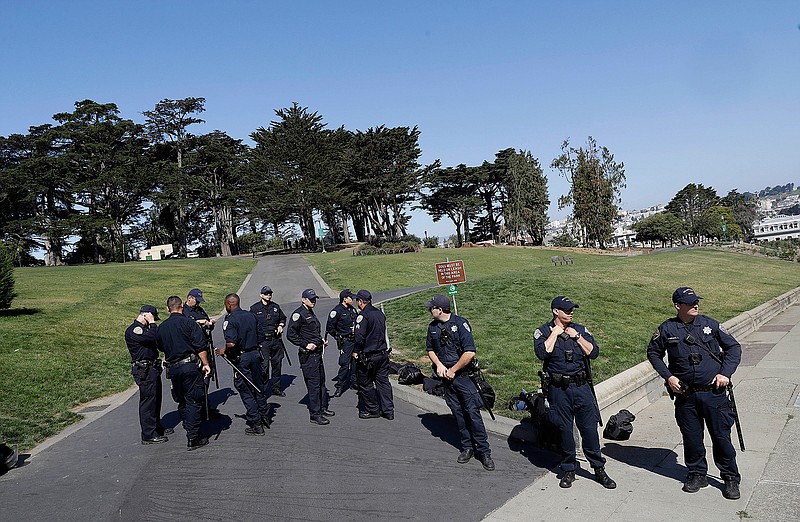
[223,320,229,330]
[133,326,143,335]
[291,312,300,321]
[534,328,542,340]
[651,329,660,341]
[329,310,337,318]
[584,328,592,336]
[718,324,728,334]
[356,315,364,323]
[462,322,471,333]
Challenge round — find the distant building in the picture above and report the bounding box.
[138,244,173,261]
[754,215,800,241]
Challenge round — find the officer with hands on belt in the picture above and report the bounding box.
[216,293,271,435]
[353,289,394,420]
[326,289,359,397]
[249,285,288,397]
[426,294,494,471]
[125,304,172,444]
[156,296,212,450]
[287,288,335,425]
[534,296,616,489]
[647,287,742,500]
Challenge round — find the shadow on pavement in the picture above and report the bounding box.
[418,412,462,450]
[506,436,560,470]
[603,442,686,482]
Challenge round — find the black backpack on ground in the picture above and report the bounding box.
[603,409,636,440]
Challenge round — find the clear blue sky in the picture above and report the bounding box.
[2,1,798,240]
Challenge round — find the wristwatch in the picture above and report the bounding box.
[571,332,582,340]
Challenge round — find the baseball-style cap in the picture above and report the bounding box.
[187,288,204,303]
[672,287,703,304]
[424,294,450,310]
[551,296,579,311]
[140,305,160,321]
[339,288,356,300]
[355,289,372,302]
[302,288,318,300]
[261,286,273,295]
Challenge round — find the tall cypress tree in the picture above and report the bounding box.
[0,242,16,309]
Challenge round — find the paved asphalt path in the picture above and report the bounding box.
[0,254,554,521]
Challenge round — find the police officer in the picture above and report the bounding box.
[216,293,270,435]
[426,294,494,471]
[353,290,394,420]
[125,305,172,444]
[183,287,218,417]
[156,296,212,450]
[326,289,359,397]
[287,288,335,425]
[647,287,742,500]
[249,285,288,397]
[533,296,616,489]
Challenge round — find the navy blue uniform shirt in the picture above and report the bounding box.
[125,320,159,362]
[156,312,207,363]
[287,305,323,348]
[223,307,259,351]
[533,321,599,374]
[183,303,210,322]
[354,304,387,354]
[249,300,286,343]
[426,314,475,366]
[647,314,741,385]
[326,303,358,339]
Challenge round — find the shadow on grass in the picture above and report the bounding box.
[0,308,41,317]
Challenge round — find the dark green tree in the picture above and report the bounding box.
[503,150,549,245]
[470,149,512,242]
[631,212,688,247]
[696,206,742,241]
[0,242,16,308]
[665,183,718,243]
[551,137,626,248]
[720,189,757,241]
[420,163,481,247]
[143,97,206,257]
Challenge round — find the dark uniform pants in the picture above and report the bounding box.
[548,382,604,471]
[356,352,394,415]
[236,351,270,425]
[260,338,285,393]
[336,338,357,388]
[132,364,164,440]
[443,373,491,457]
[300,351,328,416]
[169,363,205,440]
[674,389,740,481]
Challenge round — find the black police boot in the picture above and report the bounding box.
[260,415,271,429]
[359,411,380,419]
[272,388,286,397]
[187,437,209,451]
[479,454,495,471]
[682,474,708,493]
[321,408,336,417]
[310,415,330,425]
[723,480,740,500]
[457,448,474,464]
[559,471,576,488]
[382,412,394,420]
[161,427,174,435]
[332,386,343,398]
[245,424,265,436]
[594,467,617,489]
[141,435,168,445]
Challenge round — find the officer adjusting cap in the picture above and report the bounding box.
[187,288,205,303]
[339,288,356,300]
[424,294,450,310]
[261,286,273,295]
[140,304,160,320]
[302,288,318,300]
[551,296,579,311]
[355,289,372,302]
[672,287,703,304]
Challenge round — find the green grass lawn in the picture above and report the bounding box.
[309,247,800,418]
[0,257,255,450]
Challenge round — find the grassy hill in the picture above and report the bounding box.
[0,257,256,450]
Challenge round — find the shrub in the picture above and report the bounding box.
[551,232,578,248]
[423,236,438,248]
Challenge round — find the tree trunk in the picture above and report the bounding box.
[341,210,351,243]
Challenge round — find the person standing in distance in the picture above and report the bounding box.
[426,294,494,471]
[125,305,172,444]
[326,289,359,397]
[353,290,394,420]
[216,293,271,434]
[287,288,335,425]
[533,296,616,489]
[647,287,742,500]
[156,296,211,450]
[249,286,288,397]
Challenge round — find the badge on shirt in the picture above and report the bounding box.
[451,324,458,332]
[329,310,337,318]
[703,326,712,335]
[292,312,300,321]
[223,320,229,330]
[651,329,660,341]
[534,329,542,340]
[133,326,143,335]
[462,322,471,333]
